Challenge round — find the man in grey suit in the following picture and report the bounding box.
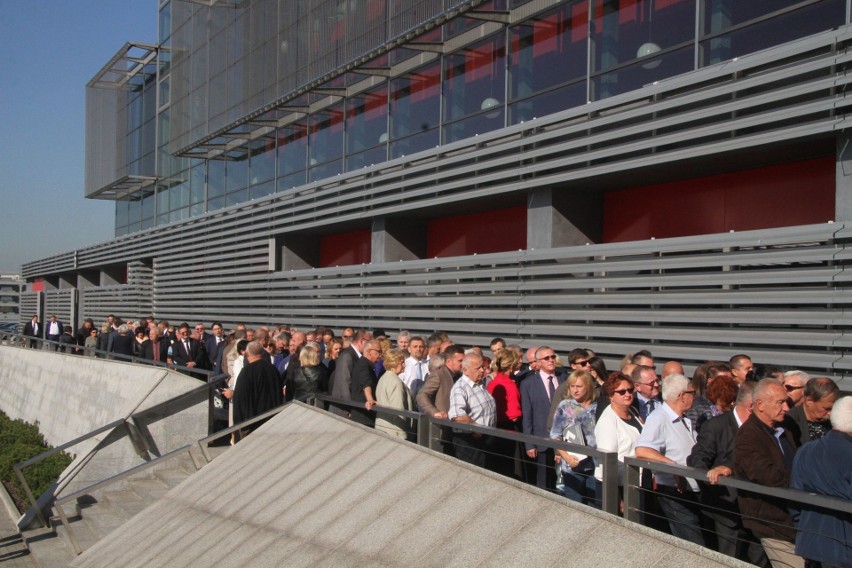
[329,329,371,416]
[520,345,566,490]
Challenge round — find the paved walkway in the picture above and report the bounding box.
[0,497,35,568]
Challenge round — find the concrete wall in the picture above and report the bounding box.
[0,346,207,496]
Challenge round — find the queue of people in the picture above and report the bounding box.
[19,316,851,567]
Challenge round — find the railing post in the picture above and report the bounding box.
[428,419,442,452]
[13,465,46,527]
[600,451,619,516]
[417,414,431,448]
[623,459,642,524]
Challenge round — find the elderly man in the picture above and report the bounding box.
[782,370,810,407]
[448,352,496,468]
[784,377,838,447]
[733,379,801,568]
[635,374,704,546]
[232,341,284,439]
[790,396,852,567]
[687,382,766,564]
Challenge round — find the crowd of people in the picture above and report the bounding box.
[21,315,851,568]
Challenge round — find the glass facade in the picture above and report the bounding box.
[107,0,847,236]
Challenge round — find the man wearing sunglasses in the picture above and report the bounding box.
[782,370,809,407]
[521,346,567,490]
[633,365,662,421]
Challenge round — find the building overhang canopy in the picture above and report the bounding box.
[87,43,158,90]
[88,175,157,201]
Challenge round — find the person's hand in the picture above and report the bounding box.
[565,454,581,469]
[675,475,687,493]
[526,448,537,459]
[365,399,377,410]
[221,388,233,400]
[433,411,448,420]
[707,465,732,485]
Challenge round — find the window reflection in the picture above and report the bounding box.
[346,86,389,163]
[444,34,506,141]
[390,63,440,158]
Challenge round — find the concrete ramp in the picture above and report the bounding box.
[0,346,208,496]
[71,403,746,567]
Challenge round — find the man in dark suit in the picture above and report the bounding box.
[329,329,372,415]
[687,382,766,564]
[23,315,41,348]
[734,379,801,567]
[520,345,566,490]
[169,323,208,379]
[204,322,226,372]
[350,339,381,426]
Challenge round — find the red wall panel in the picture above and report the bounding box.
[603,156,835,242]
[32,279,44,292]
[427,205,527,258]
[319,229,371,268]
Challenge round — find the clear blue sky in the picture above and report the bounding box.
[0,1,155,273]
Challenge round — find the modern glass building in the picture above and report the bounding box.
[22,0,852,387]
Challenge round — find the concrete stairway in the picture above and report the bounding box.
[21,447,225,568]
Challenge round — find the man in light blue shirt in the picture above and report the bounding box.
[636,373,704,546]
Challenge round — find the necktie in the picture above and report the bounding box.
[184,341,189,355]
[547,376,555,400]
[153,343,160,360]
[415,361,423,383]
[647,399,656,415]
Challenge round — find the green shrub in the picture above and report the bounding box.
[0,411,73,511]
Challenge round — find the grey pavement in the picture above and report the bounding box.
[69,403,750,568]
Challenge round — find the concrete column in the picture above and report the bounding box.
[77,270,99,289]
[527,187,602,249]
[371,217,426,263]
[836,132,852,221]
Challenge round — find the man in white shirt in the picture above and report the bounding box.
[449,352,496,468]
[636,373,704,546]
[400,336,428,398]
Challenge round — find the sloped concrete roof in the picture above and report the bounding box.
[71,403,747,567]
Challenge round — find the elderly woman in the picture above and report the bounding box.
[374,348,416,440]
[550,370,599,504]
[593,372,643,509]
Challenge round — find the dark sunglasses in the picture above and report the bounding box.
[613,387,635,395]
[574,359,591,366]
[539,354,557,361]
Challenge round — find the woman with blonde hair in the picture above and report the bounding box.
[374,348,416,440]
[550,369,599,505]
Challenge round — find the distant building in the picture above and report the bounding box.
[0,274,22,324]
[20,0,852,388]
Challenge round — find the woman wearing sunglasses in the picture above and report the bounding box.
[593,372,644,511]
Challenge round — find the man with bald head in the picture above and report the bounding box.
[232,341,284,439]
[448,352,496,467]
[661,360,684,379]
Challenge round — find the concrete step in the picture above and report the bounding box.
[0,530,37,568]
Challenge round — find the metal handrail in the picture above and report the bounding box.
[12,418,127,527]
[195,402,292,463]
[53,445,199,556]
[10,336,217,379]
[621,456,852,525]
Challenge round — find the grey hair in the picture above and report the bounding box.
[661,373,690,401]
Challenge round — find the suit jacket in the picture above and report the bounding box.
[416,366,453,416]
[140,338,169,363]
[110,332,135,357]
[350,356,378,426]
[23,321,41,338]
[733,413,799,541]
[205,335,225,369]
[784,404,832,448]
[171,338,207,369]
[520,372,566,451]
[687,411,739,506]
[44,320,64,338]
[330,346,357,401]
